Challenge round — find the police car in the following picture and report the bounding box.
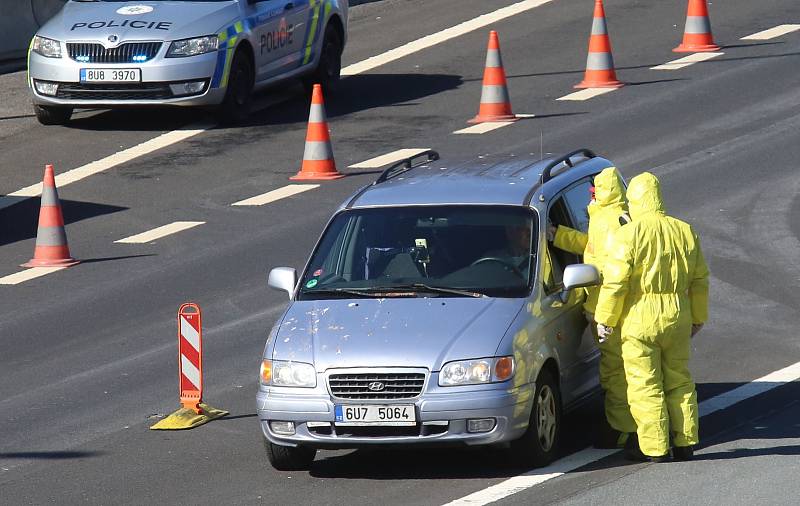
[28,0,348,125]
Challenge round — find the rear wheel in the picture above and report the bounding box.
[264,438,316,471]
[215,50,253,125]
[506,368,562,467]
[33,104,72,125]
[302,24,343,94]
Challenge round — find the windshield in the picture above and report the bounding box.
[80,1,231,3]
[298,206,537,299]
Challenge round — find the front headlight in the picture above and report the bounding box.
[166,36,219,57]
[32,36,62,58]
[439,356,515,386]
[260,359,316,388]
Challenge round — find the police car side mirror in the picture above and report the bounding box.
[559,264,600,303]
[268,267,297,299]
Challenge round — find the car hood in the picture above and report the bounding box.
[44,1,239,41]
[271,297,525,372]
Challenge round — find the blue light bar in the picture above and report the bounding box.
[76,55,90,62]
[132,55,147,62]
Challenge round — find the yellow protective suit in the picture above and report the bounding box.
[553,167,636,437]
[594,172,709,457]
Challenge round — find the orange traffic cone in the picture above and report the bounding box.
[290,84,343,181]
[674,0,720,52]
[575,0,623,89]
[22,164,79,268]
[469,30,517,124]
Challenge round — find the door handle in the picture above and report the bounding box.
[285,2,294,10]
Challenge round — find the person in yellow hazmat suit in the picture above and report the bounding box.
[594,172,709,462]
[549,166,637,449]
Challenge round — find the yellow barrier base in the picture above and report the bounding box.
[149,403,229,430]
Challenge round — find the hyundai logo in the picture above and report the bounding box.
[367,381,385,392]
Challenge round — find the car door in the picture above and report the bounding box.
[247,0,307,81]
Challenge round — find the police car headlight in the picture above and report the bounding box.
[32,36,62,58]
[167,36,218,57]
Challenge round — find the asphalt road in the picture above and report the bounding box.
[1,0,799,504]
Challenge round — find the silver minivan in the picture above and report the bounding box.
[258,149,611,470]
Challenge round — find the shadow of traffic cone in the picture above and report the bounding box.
[22,164,79,268]
[575,0,624,89]
[469,30,517,124]
[673,0,721,52]
[290,84,344,181]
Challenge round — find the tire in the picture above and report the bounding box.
[302,24,342,94]
[215,49,253,125]
[506,367,562,468]
[33,104,72,125]
[264,438,316,471]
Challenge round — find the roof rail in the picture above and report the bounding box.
[539,148,597,184]
[373,150,440,185]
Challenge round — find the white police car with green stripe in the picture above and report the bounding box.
[28,0,348,125]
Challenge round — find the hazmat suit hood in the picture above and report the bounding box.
[626,172,665,220]
[593,166,627,209]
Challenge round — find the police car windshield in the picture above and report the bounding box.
[298,206,537,300]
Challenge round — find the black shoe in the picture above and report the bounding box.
[594,427,624,449]
[673,445,694,461]
[624,433,670,463]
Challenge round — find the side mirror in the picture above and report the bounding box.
[268,267,297,298]
[559,264,600,303]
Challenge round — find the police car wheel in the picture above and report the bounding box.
[264,438,316,471]
[303,24,342,93]
[217,50,253,124]
[33,104,73,126]
[505,368,562,468]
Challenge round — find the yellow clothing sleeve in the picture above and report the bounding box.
[553,225,588,256]
[594,229,633,328]
[689,232,710,324]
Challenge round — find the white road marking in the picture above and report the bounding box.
[453,114,535,134]
[741,24,800,40]
[1,0,557,211]
[556,88,617,101]
[443,359,800,505]
[0,267,67,285]
[349,149,432,168]
[232,184,319,206]
[114,221,205,244]
[650,52,724,70]
[0,125,212,211]
[341,0,556,76]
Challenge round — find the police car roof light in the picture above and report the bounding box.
[539,148,597,185]
[374,150,440,185]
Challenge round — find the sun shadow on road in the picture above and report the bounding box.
[0,198,127,246]
[0,451,103,460]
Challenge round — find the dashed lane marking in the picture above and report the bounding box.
[556,88,617,101]
[650,52,724,70]
[452,114,535,134]
[1,0,559,212]
[741,24,800,40]
[349,149,432,168]
[0,125,212,211]
[0,267,67,285]
[341,0,557,76]
[114,221,205,244]
[443,360,800,505]
[231,184,319,206]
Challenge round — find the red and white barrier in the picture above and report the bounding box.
[178,303,203,413]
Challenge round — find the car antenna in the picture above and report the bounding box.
[540,131,544,161]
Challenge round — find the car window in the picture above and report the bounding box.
[297,206,538,299]
[545,196,582,293]
[562,179,594,233]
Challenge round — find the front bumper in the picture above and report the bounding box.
[29,48,226,107]
[256,383,535,449]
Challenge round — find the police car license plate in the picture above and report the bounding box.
[334,405,415,426]
[80,68,141,83]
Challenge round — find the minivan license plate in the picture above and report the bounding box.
[334,405,415,426]
[80,68,141,83]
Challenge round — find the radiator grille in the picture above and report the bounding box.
[329,373,425,400]
[56,82,173,101]
[67,42,162,63]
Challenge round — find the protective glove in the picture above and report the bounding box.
[691,323,704,337]
[597,323,613,343]
[547,222,557,242]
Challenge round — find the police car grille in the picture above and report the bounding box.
[56,83,173,100]
[328,373,425,400]
[67,42,162,63]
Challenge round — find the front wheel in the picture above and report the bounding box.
[506,368,562,467]
[302,24,342,94]
[215,50,253,125]
[264,439,316,471]
[33,104,73,125]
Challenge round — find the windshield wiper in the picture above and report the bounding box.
[303,288,378,298]
[387,283,486,298]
